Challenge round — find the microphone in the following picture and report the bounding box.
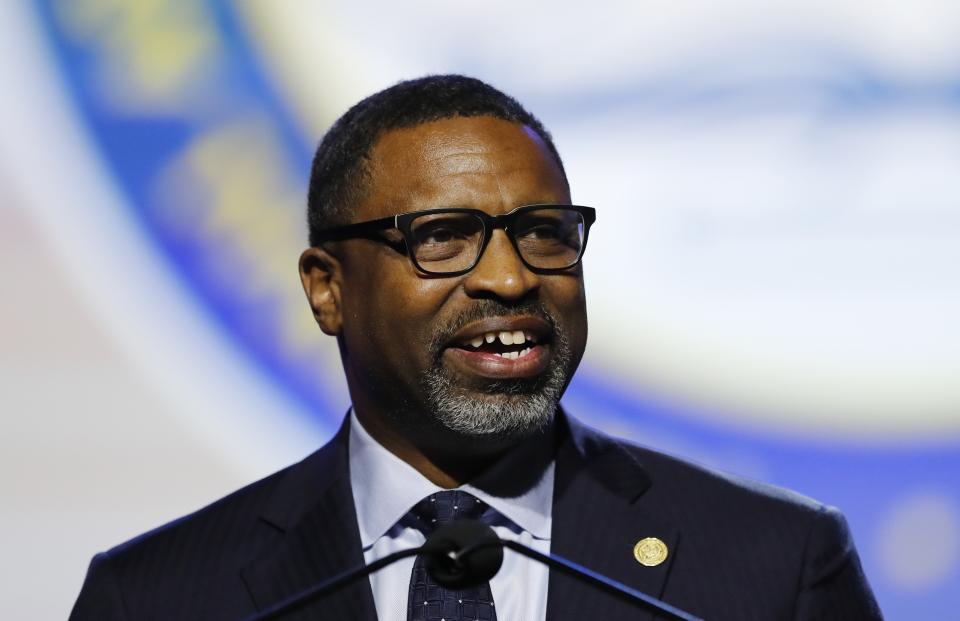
[424,520,703,621]
[421,519,503,588]
[243,520,701,621]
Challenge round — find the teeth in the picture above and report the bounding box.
[494,349,537,360]
[467,330,537,348]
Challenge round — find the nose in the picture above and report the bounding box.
[462,229,540,301]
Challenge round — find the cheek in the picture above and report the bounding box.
[546,277,588,343]
[342,259,454,358]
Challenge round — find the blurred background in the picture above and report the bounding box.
[2,1,959,618]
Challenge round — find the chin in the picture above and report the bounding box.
[419,325,573,440]
[423,381,560,440]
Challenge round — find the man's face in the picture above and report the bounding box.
[321,116,587,446]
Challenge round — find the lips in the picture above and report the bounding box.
[443,316,553,379]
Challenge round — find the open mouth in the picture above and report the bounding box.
[457,329,539,360]
[443,317,553,379]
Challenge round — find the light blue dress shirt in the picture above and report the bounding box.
[348,410,554,621]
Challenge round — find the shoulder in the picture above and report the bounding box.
[70,464,297,621]
[70,422,353,620]
[595,425,867,578]
[559,419,882,618]
[70,440,341,621]
[627,438,824,514]
[569,416,840,539]
[98,418,350,570]
[99,463,293,581]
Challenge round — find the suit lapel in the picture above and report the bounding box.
[240,417,378,621]
[547,414,680,621]
[237,411,680,620]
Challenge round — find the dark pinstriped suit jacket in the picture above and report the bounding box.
[69,412,882,620]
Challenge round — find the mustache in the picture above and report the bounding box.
[428,299,558,358]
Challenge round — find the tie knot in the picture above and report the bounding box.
[409,490,488,534]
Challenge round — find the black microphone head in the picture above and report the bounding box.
[422,519,503,589]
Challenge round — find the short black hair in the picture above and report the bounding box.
[306,74,567,246]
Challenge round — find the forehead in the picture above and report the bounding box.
[359,116,568,218]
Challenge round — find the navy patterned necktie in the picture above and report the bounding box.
[407,490,498,621]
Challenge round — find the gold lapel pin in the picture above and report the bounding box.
[633,537,669,567]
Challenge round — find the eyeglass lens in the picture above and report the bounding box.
[408,208,586,273]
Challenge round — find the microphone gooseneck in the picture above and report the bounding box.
[439,520,704,621]
[241,547,423,621]
[242,519,702,621]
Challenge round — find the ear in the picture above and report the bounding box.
[299,246,343,336]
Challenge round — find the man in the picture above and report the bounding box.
[70,75,882,620]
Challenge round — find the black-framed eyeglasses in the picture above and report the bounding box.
[314,204,596,276]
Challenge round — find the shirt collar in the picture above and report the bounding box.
[348,409,554,549]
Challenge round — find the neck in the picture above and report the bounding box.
[353,407,555,489]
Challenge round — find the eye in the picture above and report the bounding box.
[517,217,571,241]
[419,226,463,244]
[523,223,564,239]
[514,211,584,254]
[411,215,482,245]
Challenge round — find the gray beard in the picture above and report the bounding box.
[420,314,572,439]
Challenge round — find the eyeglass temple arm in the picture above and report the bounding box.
[312,215,399,243]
